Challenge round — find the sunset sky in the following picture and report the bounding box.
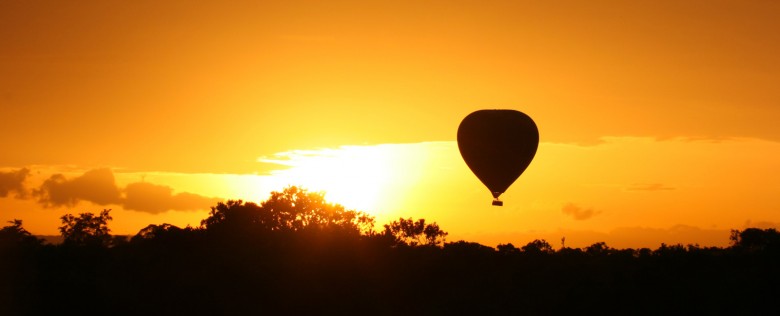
[2,0,779,248]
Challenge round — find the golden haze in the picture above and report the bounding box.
[1,0,779,248]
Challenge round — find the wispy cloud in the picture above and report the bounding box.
[562,203,601,221]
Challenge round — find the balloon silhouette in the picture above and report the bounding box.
[457,109,539,206]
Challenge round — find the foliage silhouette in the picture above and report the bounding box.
[585,241,613,256]
[0,219,42,249]
[131,223,188,242]
[520,239,554,254]
[730,228,780,253]
[382,217,448,246]
[1,186,779,315]
[58,209,113,247]
[0,220,42,316]
[201,186,375,235]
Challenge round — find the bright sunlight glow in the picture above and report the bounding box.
[258,145,408,213]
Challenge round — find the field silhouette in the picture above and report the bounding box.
[1,186,778,315]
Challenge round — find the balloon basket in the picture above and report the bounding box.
[492,199,503,206]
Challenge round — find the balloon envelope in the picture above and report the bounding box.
[457,109,539,205]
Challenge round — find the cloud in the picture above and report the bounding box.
[0,168,30,198]
[0,168,29,198]
[123,182,222,214]
[35,168,122,207]
[562,203,600,220]
[33,168,221,213]
[626,183,675,191]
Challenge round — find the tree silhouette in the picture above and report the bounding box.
[200,186,375,236]
[58,209,113,247]
[2,185,779,315]
[730,228,780,253]
[0,220,42,316]
[521,239,554,254]
[497,242,521,255]
[585,241,613,256]
[260,186,374,233]
[382,217,448,246]
[200,199,265,232]
[130,223,193,244]
[0,219,42,248]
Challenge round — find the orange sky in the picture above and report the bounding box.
[2,0,779,248]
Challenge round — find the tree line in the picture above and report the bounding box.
[1,186,778,315]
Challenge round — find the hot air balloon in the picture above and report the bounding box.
[457,109,539,206]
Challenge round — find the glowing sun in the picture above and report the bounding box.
[258,145,405,213]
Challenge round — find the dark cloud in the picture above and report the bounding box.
[562,203,600,221]
[35,168,122,207]
[0,168,30,198]
[30,169,221,213]
[32,168,221,213]
[123,182,222,214]
[626,183,675,191]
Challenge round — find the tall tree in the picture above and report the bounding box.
[59,209,113,247]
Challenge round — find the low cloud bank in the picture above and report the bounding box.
[2,167,221,213]
[124,182,221,214]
